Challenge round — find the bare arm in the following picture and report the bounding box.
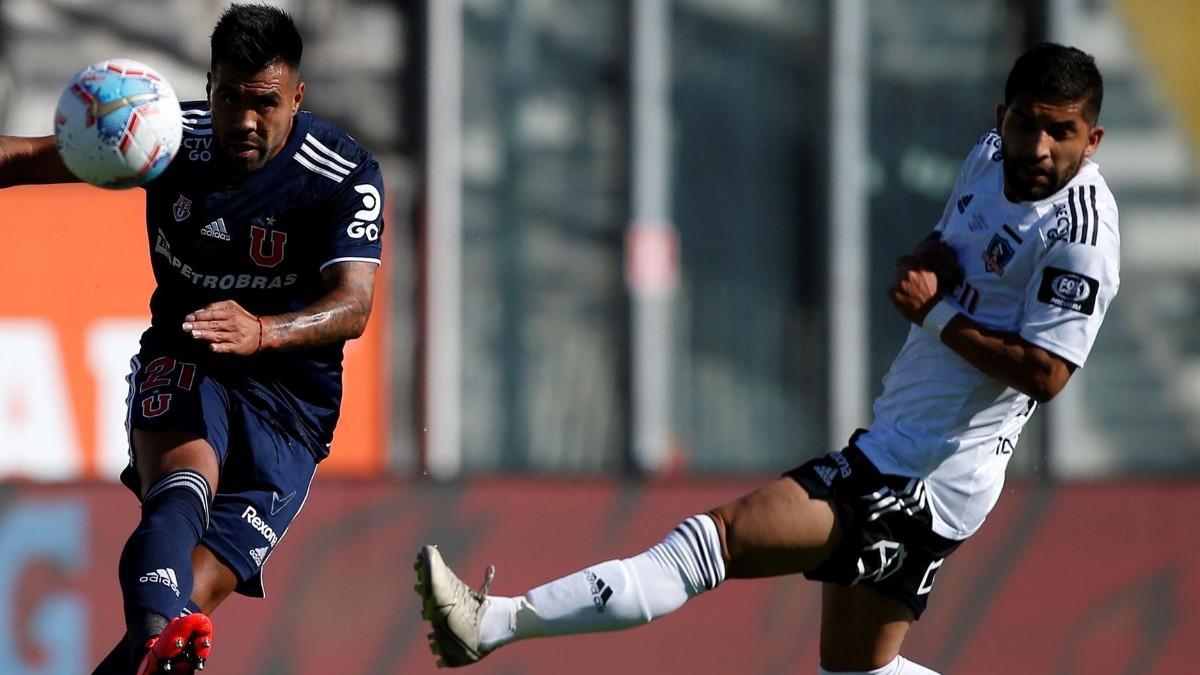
[938,314,1073,402]
[262,261,377,350]
[889,247,1072,403]
[0,135,79,188]
[182,261,378,354]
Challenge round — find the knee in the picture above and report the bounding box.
[704,507,735,568]
[708,489,764,564]
[132,431,219,497]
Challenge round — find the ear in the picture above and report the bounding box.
[293,81,305,116]
[995,104,1007,132]
[1083,124,1105,158]
[206,72,212,101]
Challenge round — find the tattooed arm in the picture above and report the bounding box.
[262,261,377,350]
[183,261,377,354]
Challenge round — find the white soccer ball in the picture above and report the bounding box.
[54,58,182,189]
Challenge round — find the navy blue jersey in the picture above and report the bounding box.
[141,101,384,454]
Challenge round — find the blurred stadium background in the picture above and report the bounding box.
[0,0,1197,672]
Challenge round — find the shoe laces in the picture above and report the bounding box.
[454,565,495,618]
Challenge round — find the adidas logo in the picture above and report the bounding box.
[249,546,269,567]
[139,567,181,598]
[956,193,974,214]
[814,464,838,486]
[583,569,614,612]
[200,217,232,241]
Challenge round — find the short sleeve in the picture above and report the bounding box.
[320,156,385,271]
[935,130,1004,232]
[1019,193,1120,367]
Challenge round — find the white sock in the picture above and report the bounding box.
[819,655,941,675]
[478,514,725,651]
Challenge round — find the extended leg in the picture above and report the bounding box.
[416,476,841,667]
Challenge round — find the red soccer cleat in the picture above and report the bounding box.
[136,613,214,674]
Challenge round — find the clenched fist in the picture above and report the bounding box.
[911,234,964,291]
[888,255,943,326]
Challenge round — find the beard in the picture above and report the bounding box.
[1001,151,1082,202]
[215,129,279,173]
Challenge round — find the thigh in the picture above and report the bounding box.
[123,352,231,495]
[820,582,913,671]
[201,404,319,598]
[709,476,842,579]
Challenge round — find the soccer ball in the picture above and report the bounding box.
[54,58,182,189]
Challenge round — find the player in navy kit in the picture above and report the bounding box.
[0,5,383,673]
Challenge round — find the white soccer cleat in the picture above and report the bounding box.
[415,545,496,668]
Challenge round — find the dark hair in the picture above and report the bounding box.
[210,3,303,74]
[1005,43,1103,123]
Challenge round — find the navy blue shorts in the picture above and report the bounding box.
[122,351,320,598]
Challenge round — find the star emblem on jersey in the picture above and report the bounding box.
[980,233,1015,276]
[270,489,298,516]
[172,194,192,222]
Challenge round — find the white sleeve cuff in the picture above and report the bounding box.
[921,299,959,338]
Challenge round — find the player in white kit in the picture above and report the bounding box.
[415,43,1119,674]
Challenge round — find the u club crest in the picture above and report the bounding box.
[172,194,192,222]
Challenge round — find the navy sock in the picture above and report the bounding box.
[118,470,212,634]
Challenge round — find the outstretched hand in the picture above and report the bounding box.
[183,300,264,355]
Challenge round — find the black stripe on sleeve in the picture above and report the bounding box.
[1067,187,1079,243]
[1089,185,1099,246]
[679,519,716,590]
[1077,186,1090,245]
[673,525,708,589]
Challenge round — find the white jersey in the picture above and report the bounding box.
[857,130,1120,540]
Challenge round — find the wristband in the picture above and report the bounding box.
[921,299,958,338]
[254,317,264,354]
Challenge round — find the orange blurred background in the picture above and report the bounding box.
[0,184,385,479]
